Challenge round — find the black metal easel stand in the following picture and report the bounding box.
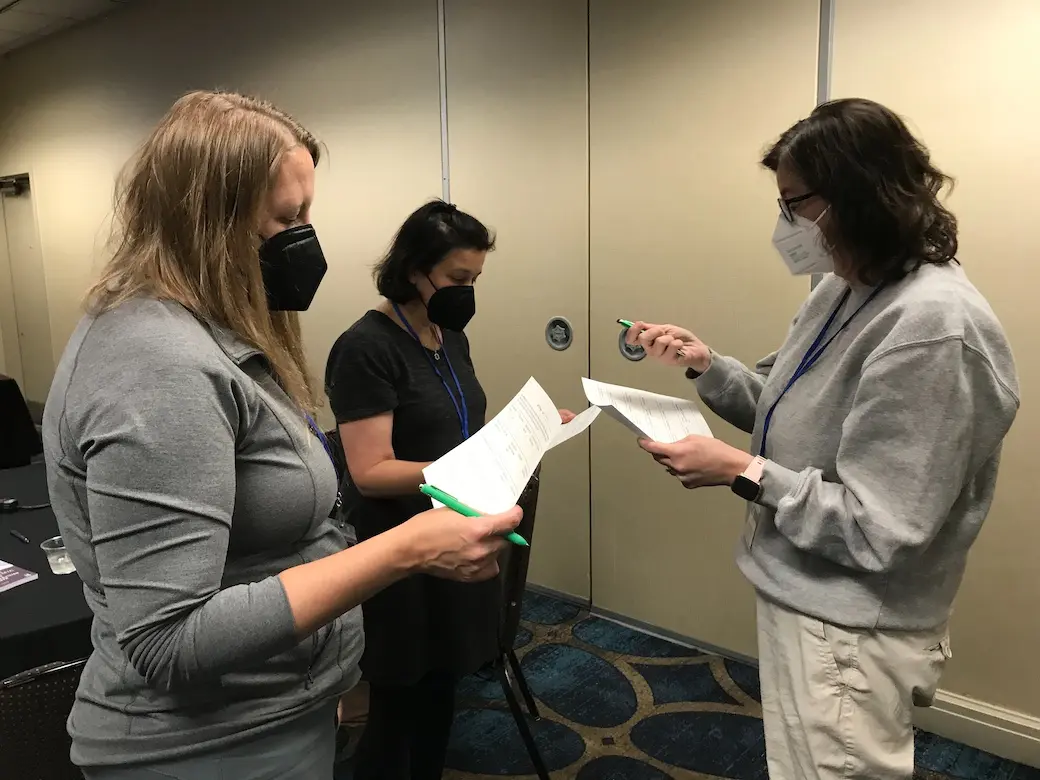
[495,649,550,780]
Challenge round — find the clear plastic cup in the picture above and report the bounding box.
[40,536,76,575]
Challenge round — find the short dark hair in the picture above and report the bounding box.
[762,98,958,286]
[374,200,496,303]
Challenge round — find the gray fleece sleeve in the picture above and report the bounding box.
[757,337,1019,573]
[81,354,299,691]
[693,298,814,432]
[693,351,778,434]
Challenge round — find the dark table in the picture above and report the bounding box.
[0,462,93,680]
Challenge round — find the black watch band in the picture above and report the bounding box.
[685,366,702,380]
[731,475,761,501]
[730,456,766,501]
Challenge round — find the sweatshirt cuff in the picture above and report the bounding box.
[757,459,806,513]
[692,352,734,400]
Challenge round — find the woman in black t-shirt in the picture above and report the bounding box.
[325,201,572,780]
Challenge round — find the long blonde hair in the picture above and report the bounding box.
[87,90,321,413]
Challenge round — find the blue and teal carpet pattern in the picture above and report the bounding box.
[438,592,1040,780]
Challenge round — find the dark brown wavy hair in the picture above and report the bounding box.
[762,98,958,286]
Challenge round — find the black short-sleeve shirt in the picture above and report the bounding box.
[326,310,487,462]
[324,310,497,684]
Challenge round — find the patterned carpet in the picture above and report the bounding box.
[339,591,1040,779]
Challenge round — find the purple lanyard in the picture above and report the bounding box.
[758,284,883,457]
[392,304,470,440]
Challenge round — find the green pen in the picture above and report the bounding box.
[419,483,529,547]
[617,318,634,328]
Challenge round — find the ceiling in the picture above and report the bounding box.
[0,0,135,57]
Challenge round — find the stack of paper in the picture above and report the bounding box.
[549,405,601,449]
[581,377,712,443]
[423,378,599,514]
[422,375,712,515]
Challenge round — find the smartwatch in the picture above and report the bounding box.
[731,456,767,501]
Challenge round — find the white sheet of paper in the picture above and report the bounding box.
[581,377,713,443]
[422,377,562,514]
[547,405,600,450]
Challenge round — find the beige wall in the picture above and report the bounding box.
[1,185,54,407]
[588,0,818,662]
[0,0,444,405]
[445,0,592,599]
[831,0,1040,725]
[1,0,1038,756]
[0,214,13,377]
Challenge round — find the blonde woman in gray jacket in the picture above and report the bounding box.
[43,90,520,780]
[628,98,1018,780]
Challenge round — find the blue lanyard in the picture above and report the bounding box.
[306,414,335,462]
[392,304,470,440]
[305,414,343,517]
[758,285,883,457]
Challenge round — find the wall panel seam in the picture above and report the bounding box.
[436,0,451,201]
[811,0,836,291]
[585,0,594,601]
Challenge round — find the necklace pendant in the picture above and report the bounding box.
[433,351,441,361]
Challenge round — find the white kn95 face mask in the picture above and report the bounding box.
[771,207,833,275]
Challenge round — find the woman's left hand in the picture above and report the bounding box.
[639,436,753,489]
[559,409,577,424]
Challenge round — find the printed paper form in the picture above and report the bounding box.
[581,377,713,443]
[548,405,600,449]
[423,377,562,514]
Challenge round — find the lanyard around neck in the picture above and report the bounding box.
[306,414,336,462]
[305,414,343,517]
[392,303,470,440]
[758,284,884,457]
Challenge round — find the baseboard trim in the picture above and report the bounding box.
[539,595,1040,769]
[914,689,1040,768]
[524,582,591,611]
[590,605,760,667]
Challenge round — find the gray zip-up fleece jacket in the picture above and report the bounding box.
[694,263,1018,630]
[43,299,363,768]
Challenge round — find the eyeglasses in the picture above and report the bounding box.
[778,192,816,223]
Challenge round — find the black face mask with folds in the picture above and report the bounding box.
[259,225,327,312]
[426,282,475,331]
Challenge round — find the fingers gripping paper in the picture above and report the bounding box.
[581,377,712,443]
[422,375,707,514]
[548,405,600,449]
[422,378,598,514]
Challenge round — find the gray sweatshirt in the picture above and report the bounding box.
[42,299,363,767]
[694,263,1018,631]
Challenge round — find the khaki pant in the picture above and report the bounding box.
[756,594,952,780]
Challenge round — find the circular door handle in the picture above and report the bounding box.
[618,328,646,361]
[545,316,574,351]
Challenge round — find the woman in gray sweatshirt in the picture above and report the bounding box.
[627,98,1019,779]
[42,90,521,780]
